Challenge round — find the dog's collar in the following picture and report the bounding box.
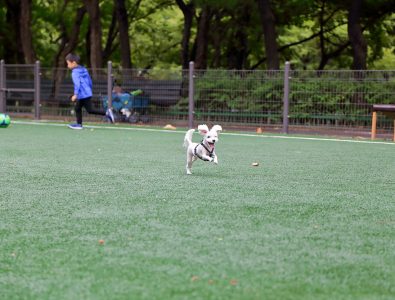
[194,141,214,161]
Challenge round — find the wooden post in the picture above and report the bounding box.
[371,111,377,140]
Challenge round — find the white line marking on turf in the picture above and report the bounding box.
[12,120,395,145]
[223,132,395,145]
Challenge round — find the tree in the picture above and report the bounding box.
[102,5,118,64]
[347,0,367,70]
[83,0,103,75]
[51,3,87,102]
[175,0,195,70]
[20,0,36,63]
[2,0,395,71]
[225,5,251,69]
[2,0,24,63]
[193,5,212,69]
[256,0,279,69]
[115,0,132,69]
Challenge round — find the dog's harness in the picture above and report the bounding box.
[194,141,214,161]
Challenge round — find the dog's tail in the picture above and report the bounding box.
[183,129,195,148]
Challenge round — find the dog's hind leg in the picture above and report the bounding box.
[186,152,194,175]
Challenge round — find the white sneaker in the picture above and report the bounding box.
[106,108,115,123]
[68,123,83,130]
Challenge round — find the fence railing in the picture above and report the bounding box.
[0,60,394,135]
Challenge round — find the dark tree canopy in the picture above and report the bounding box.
[0,0,394,70]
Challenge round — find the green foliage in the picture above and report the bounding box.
[0,1,395,69]
[31,0,91,66]
[130,5,183,69]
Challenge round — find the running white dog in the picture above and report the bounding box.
[183,124,222,175]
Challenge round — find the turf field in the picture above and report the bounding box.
[1,121,394,300]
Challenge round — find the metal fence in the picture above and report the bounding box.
[1,60,394,136]
[288,69,395,132]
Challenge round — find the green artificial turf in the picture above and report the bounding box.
[1,122,394,300]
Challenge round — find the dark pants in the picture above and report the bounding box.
[74,97,105,125]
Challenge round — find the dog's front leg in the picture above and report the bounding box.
[213,153,218,164]
[201,154,214,162]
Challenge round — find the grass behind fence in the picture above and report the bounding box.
[1,123,394,299]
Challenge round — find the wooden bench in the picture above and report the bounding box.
[5,78,183,108]
[121,79,182,106]
[371,104,395,141]
[6,79,108,108]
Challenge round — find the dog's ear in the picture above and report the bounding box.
[211,125,222,133]
[198,124,209,135]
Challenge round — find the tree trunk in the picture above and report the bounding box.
[194,6,212,70]
[52,5,86,103]
[175,0,194,70]
[226,7,250,69]
[20,0,36,64]
[115,0,132,69]
[53,5,87,69]
[83,0,103,76]
[347,0,367,70]
[211,13,223,68]
[3,0,24,63]
[317,1,326,70]
[103,8,118,64]
[256,0,279,70]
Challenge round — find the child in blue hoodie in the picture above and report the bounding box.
[65,53,114,129]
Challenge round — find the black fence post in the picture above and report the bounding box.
[282,61,291,134]
[34,61,41,120]
[0,60,5,113]
[188,61,194,129]
[107,61,113,110]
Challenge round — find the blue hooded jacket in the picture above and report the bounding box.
[71,65,93,100]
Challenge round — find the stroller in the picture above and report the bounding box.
[102,89,150,123]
